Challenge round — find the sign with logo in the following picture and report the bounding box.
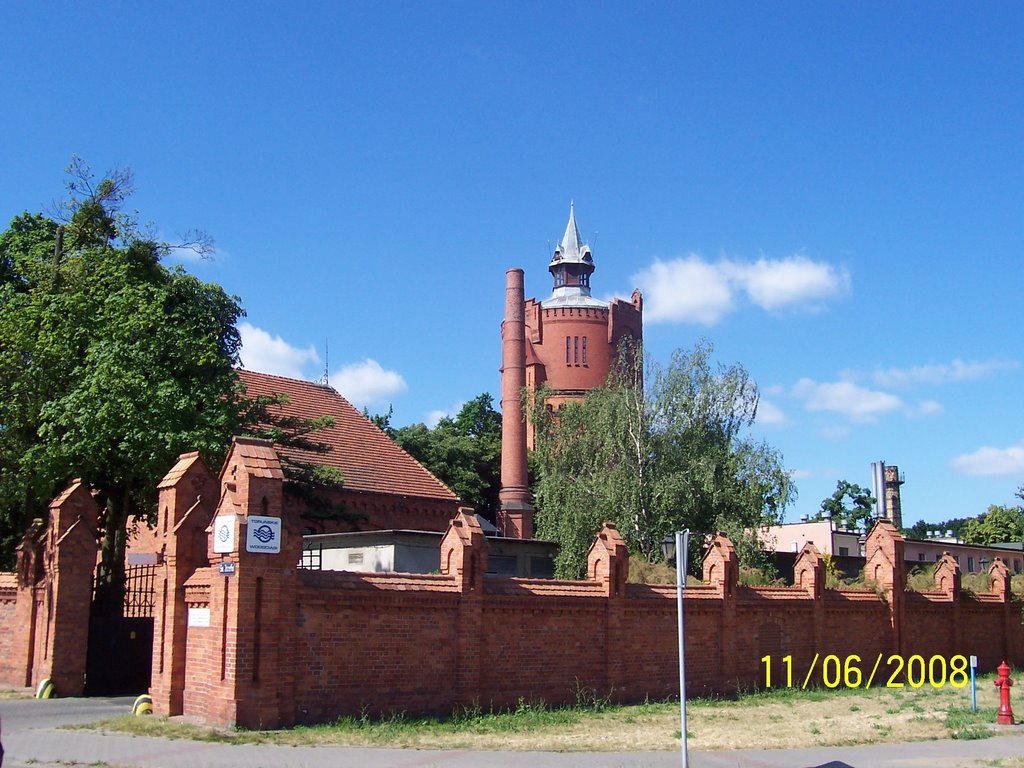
[246,516,282,554]
[213,515,235,554]
[218,561,236,575]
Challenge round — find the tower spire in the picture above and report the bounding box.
[545,202,599,306]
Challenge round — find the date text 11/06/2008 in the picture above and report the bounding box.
[761,654,971,690]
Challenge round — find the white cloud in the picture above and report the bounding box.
[724,255,850,311]
[632,256,734,324]
[789,468,814,480]
[239,322,320,379]
[331,359,407,408]
[791,378,903,423]
[425,400,465,428]
[756,399,786,425]
[632,253,847,325]
[871,359,1020,388]
[951,440,1024,477]
[914,399,944,416]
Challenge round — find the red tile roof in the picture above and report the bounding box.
[229,437,285,479]
[157,452,204,489]
[236,370,458,503]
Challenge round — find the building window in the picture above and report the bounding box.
[1015,559,1021,573]
[582,336,588,365]
[838,547,849,557]
[574,336,579,365]
[566,336,571,365]
[555,271,565,287]
[347,552,364,565]
[968,557,974,572]
[918,553,926,561]
[299,544,322,570]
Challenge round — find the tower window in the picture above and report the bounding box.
[566,336,571,365]
[574,336,579,365]
[555,271,565,287]
[582,336,588,365]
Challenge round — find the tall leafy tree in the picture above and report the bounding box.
[960,504,1024,545]
[812,480,875,531]
[0,161,242,612]
[390,394,502,516]
[530,340,795,578]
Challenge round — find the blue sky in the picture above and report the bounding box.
[2,2,1021,526]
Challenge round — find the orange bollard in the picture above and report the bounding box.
[994,661,1015,725]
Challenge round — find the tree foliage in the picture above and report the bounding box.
[529,340,795,578]
[812,480,875,531]
[904,516,973,541]
[237,390,352,523]
[960,504,1024,545]
[389,394,502,516]
[0,161,242,607]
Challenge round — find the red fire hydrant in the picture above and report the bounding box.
[994,661,1015,725]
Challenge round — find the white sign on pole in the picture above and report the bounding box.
[213,515,235,554]
[246,516,282,554]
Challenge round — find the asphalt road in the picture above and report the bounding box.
[2,694,1023,768]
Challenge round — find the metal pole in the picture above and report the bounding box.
[676,530,690,768]
[970,655,978,713]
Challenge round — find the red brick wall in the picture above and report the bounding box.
[292,571,460,720]
[2,469,1022,728]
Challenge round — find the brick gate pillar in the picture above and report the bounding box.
[203,438,300,729]
[3,520,46,688]
[150,452,217,716]
[36,481,99,695]
[703,533,739,691]
[587,523,629,699]
[794,542,826,656]
[864,520,906,657]
[441,508,488,711]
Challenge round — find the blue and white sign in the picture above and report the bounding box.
[213,515,235,554]
[246,516,282,554]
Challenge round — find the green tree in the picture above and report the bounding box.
[0,162,241,611]
[813,480,875,532]
[238,390,350,524]
[529,340,795,578]
[391,394,502,516]
[960,504,1024,545]
[904,517,974,541]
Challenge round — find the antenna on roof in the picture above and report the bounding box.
[316,339,330,387]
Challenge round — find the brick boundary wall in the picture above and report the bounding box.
[1,441,1021,725]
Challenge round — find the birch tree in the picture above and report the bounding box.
[530,340,794,578]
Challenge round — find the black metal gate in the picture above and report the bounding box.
[84,564,156,696]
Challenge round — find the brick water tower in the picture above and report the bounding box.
[498,204,643,539]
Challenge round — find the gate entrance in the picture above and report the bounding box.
[84,563,156,696]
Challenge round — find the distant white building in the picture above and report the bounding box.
[759,520,1024,574]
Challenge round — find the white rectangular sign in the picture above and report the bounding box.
[246,516,282,554]
[187,607,211,628]
[213,515,235,554]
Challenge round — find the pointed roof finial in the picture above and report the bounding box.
[557,201,587,262]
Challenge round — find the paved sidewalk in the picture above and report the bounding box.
[3,696,1023,768]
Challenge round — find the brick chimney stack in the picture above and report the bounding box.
[884,464,904,530]
[497,268,534,539]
